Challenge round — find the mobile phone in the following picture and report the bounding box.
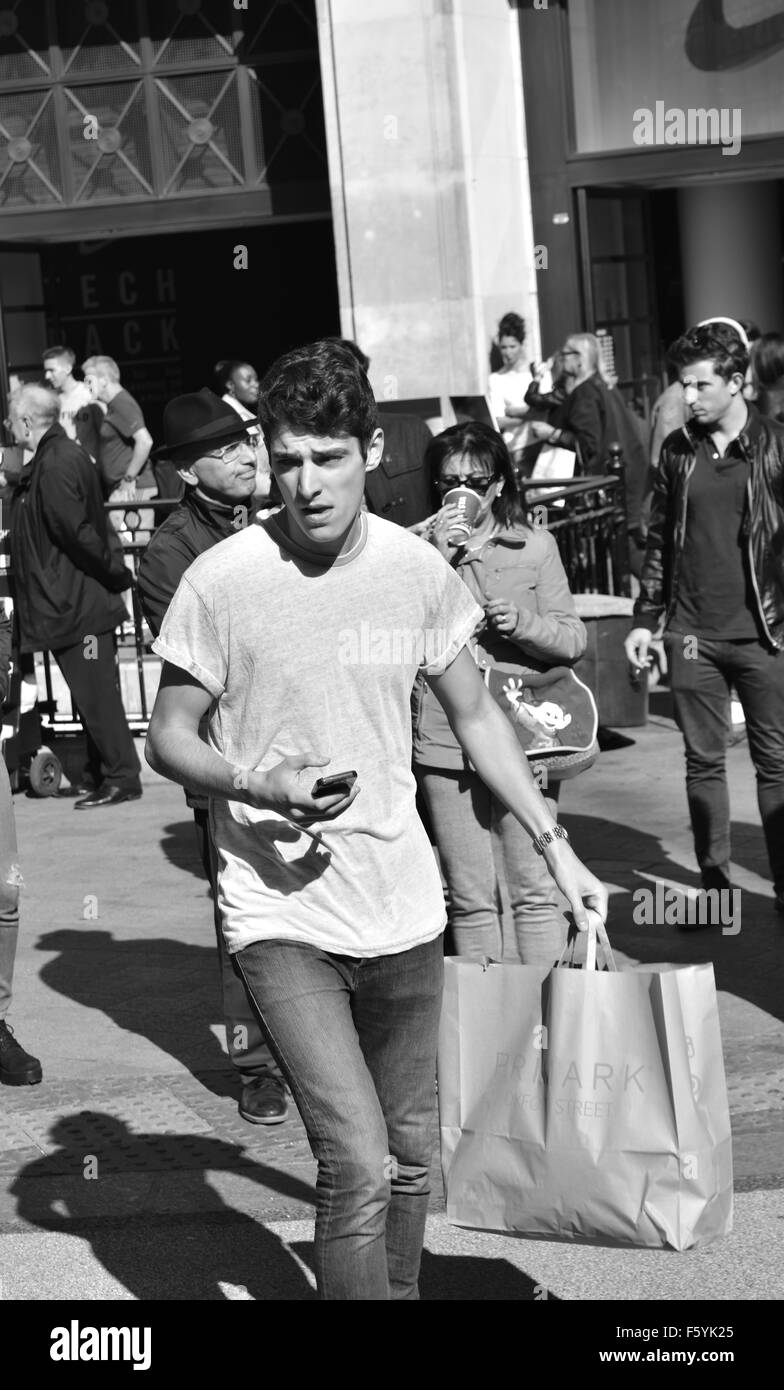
[311,770,357,797]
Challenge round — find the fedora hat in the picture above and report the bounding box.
[152,388,259,457]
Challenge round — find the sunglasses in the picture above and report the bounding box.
[199,438,255,464]
[437,475,496,494]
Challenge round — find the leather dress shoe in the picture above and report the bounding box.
[0,1021,43,1085]
[239,1074,288,1125]
[75,783,143,809]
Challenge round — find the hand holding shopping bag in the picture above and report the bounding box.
[437,915,733,1251]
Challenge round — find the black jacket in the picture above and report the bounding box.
[364,413,434,528]
[10,424,130,653]
[0,608,11,705]
[633,407,784,650]
[137,487,245,636]
[555,373,651,531]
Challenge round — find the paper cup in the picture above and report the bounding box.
[442,486,483,539]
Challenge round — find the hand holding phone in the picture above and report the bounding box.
[312,770,358,798]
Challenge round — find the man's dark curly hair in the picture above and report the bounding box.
[667,322,749,383]
[257,339,379,455]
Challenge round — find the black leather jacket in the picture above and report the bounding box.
[633,407,784,649]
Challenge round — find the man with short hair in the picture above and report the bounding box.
[146,339,606,1300]
[42,345,92,443]
[137,389,287,1125]
[81,355,154,499]
[626,321,784,911]
[8,384,141,808]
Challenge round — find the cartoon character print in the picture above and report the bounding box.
[501,677,572,750]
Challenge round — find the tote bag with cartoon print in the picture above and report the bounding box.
[484,664,598,780]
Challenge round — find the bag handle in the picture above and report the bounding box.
[556,910,617,972]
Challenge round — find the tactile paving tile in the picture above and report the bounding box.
[0,1114,37,1151]
[727,1067,784,1114]
[12,1134,267,1177]
[0,1073,170,1114]
[8,1088,213,1155]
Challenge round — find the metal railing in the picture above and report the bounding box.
[518,447,632,599]
[38,456,634,735]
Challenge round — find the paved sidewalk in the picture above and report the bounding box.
[1,706,782,1300]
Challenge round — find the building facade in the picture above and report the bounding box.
[519,0,784,405]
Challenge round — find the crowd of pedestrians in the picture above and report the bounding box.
[1,313,783,1299]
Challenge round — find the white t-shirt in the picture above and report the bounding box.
[488,368,532,453]
[59,381,92,440]
[154,512,483,957]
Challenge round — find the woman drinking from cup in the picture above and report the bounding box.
[412,421,588,964]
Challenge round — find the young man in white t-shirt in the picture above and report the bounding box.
[146,339,607,1301]
[42,346,92,442]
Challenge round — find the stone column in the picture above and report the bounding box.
[316,0,540,403]
[678,182,784,332]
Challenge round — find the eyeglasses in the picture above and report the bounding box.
[201,439,253,464]
[437,475,496,494]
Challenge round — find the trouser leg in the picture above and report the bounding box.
[416,766,501,959]
[666,636,732,882]
[53,632,141,790]
[193,807,280,1077]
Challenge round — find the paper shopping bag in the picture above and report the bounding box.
[437,933,733,1251]
[526,444,577,506]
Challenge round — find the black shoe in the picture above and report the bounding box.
[0,1021,42,1085]
[239,1074,288,1125]
[74,783,142,809]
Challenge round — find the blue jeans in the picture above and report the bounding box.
[666,634,784,893]
[235,934,444,1300]
[416,766,566,965]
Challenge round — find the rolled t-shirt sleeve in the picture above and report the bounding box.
[419,555,484,674]
[152,575,227,698]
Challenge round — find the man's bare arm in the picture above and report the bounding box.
[425,648,607,930]
[146,663,359,822]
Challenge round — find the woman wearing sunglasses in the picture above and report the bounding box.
[412,421,587,965]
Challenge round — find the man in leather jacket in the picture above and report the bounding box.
[137,389,288,1126]
[626,321,784,915]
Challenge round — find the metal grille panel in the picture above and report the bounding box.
[157,71,243,192]
[0,0,326,217]
[244,0,317,56]
[64,81,154,202]
[250,61,327,186]
[0,89,62,205]
[0,0,51,83]
[150,1,236,66]
[58,0,142,76]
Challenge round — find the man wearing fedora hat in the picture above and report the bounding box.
[138,389,287,1125]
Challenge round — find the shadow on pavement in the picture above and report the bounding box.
[11,1113,317,1301]
[562,812,784,1025]
[158,819,210,883]
[287,1241,558,1300]
[35,929,237,1099]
